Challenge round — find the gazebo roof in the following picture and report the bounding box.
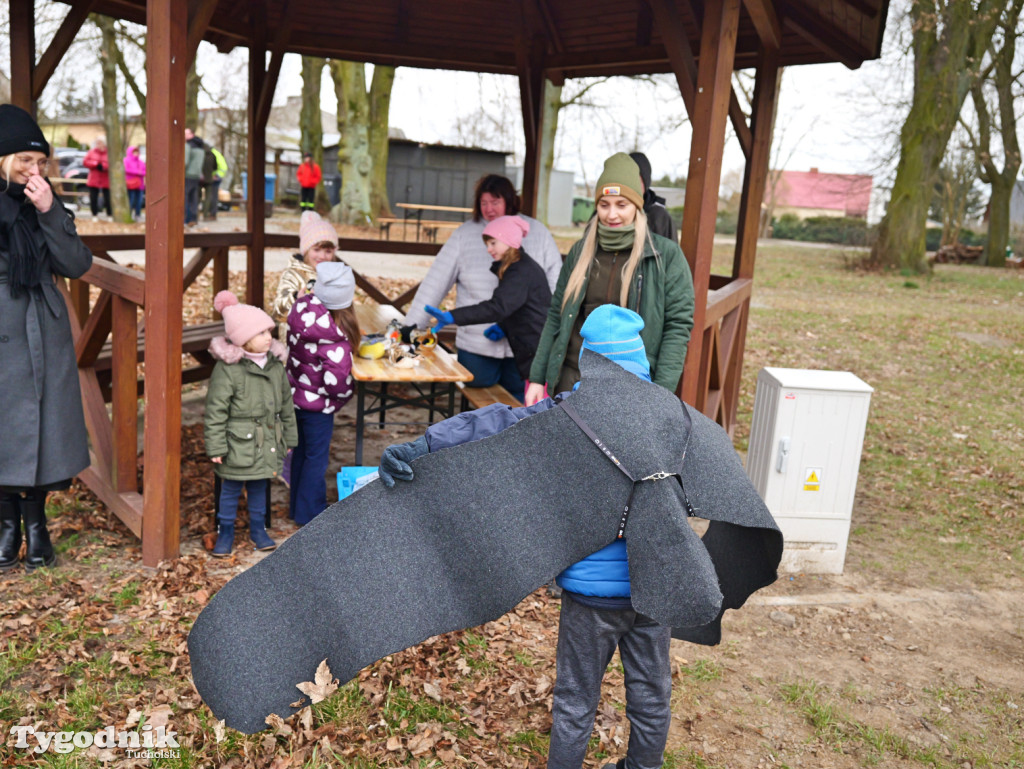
[77,0,889,75]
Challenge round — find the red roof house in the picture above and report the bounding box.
[769,168,872,219]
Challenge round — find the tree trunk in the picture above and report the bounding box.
[95,14,128,222]
[300,56,328,212]
[869,0,1002,273]
[368,65,396,220]
[535,80,561,226]
[329,61,372,226]
[186,59,200,132]
[985,176,1012,267]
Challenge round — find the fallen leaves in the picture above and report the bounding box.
[296,659,339,704]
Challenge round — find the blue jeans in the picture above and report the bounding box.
[290,409,335,525]
[127,188,144,218]
[457,349,525,403]
[217,478,268,525]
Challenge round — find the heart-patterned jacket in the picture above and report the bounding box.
[285,294,355,413]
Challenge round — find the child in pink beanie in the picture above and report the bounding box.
[270,211,341,340]
[423,215,551,402]
[204,291,298,556]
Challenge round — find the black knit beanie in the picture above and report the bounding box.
[0,104,50,157]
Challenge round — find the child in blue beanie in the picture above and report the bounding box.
[378,304,670,769]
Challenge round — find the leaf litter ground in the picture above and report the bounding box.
[1,237,1022,768]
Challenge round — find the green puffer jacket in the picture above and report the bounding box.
[204,337,299,481]
[529,231,695,392]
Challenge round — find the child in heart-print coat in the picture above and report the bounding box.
[285,262,357,524]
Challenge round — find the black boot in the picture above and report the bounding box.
[0,493,22,571]
[21,491,56,571]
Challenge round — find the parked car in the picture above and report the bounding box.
[60,160,91,208]
[55,148,87,175]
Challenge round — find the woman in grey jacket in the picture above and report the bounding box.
[0,104,93,572]
[403,175,562,398]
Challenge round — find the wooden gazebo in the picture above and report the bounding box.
[8,0,888,566]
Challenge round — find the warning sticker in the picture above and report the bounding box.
[803,468,822,491]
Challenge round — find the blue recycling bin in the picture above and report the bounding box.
[240,172,276,217]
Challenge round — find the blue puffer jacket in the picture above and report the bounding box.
[424,396,630,598]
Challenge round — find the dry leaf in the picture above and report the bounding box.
[212,719,226,743]
[265,713,293,736]
[146,703,174,728]
[386,735,403,751]
[423,681,442,702]
[296,659,339,704]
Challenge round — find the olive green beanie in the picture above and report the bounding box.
[595,153,644,209]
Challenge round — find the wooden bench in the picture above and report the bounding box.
[93,321,223,400]
[421,221,461,243]
[378,216,403,239]
[457,382,523,411]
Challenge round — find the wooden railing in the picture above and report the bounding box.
[66,233,241,539]
[689,275,752,437]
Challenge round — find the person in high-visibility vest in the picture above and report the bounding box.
[296,152,322,212]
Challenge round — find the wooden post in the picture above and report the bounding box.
[8,0,34,112]
[516,35,545,216]
[247,6,268,308]
[678,0,741,408]
[724,48,780,431]
[733,48,780,280]
[111,296,138,493]
[142,0,187,567]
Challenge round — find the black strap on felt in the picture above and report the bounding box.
[558,400,681,538]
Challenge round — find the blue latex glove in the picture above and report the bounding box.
[424,304,454,331]
[378,435,429,488]
[483,323,506,341]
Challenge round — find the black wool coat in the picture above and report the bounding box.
[0,190,92,489]
[449,250,552,379]
[188,352,782,733]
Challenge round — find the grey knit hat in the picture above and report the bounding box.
[314,262,355,310]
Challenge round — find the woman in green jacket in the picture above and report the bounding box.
[525,153,695,404]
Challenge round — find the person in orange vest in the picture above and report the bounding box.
[296,152,321,212]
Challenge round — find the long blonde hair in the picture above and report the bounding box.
[0,155,16,191]
[562,207,654,310]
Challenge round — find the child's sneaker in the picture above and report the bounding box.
[212,523,234,557]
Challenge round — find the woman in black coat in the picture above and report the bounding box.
[423,215,553,402]
[0,104,93,572]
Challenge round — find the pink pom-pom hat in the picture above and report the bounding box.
[214,290,274,347]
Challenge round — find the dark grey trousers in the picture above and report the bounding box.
[547,593,672,769]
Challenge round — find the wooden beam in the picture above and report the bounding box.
[33,1,97,101]
[247,4,268,309]
[845,0,880,18]
[649,0,751,158]
[637,1,653,47]
[256,2,294,131]
[516,34,546,216]
[9,0,35,112]
[783,4,867,70]
[678,0,741,409]
[187,0,219,64]
[75,290,113,367]
[110,295,139,493]
[183,246,216,291]
[742,0,781,51]
[733,47,780,280]
[142,0,187,567]
[79,259,146,307]
[532,0,565,54]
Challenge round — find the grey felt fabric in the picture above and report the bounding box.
[188,352,782,733]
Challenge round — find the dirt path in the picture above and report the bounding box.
[657,573,1024,768]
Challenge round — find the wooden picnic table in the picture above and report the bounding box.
[351,303,473,464]
[394,202,472,242]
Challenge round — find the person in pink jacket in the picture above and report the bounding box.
[285,262,357,524]
[82,138,111,219]
[123,145,146,220]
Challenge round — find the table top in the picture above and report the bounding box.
[395,202,473,214]
[352,303,473,383]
